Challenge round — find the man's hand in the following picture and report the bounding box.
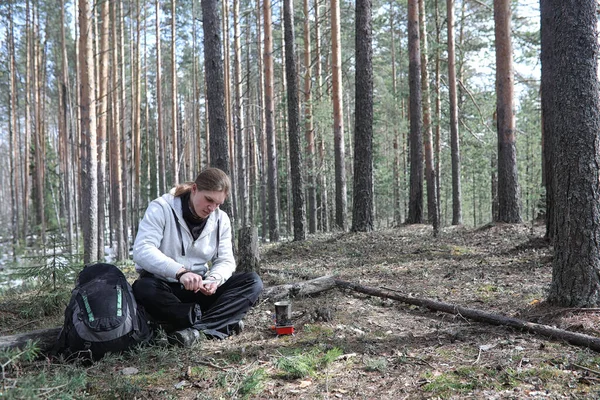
[198,280,217,295]
[179,272,217,295]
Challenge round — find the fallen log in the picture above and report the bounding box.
[262,275,336,301]
[0,327,61,353]
[335,279,600,352]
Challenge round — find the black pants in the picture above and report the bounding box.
[132,272,263,338]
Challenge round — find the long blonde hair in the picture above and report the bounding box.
[173,168,231,197]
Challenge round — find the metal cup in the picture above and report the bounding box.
[274,301,292,326]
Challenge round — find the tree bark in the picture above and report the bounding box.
[418,0,439,236]
[406,0,423,225]
[79,0,99,264]
[237,226,260,274]
[222,0,236,220]
[23,0,32,241]
[542,0,600,307]
[283,0,307,241]
[256,0,268,241]
[263,0,280,241]
[303,0,317,234]
[233,0,248,228]
[155,0,166,194]
[32,6,46,246]
[8,5,19,256]
[494,0,521,223]
[118,0,130,252]
[171,0,179,183]
[110,1,126,261]
[447,0,462,226]
[390,5,402,226]
[60,0,74,253]
[331,0,347,231]
[433,0,442,223]
[352,0,374,233]
[97,0,110,261]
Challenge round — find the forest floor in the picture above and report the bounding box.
[2,222,600,399]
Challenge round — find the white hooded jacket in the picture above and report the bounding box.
[132,192,236,285]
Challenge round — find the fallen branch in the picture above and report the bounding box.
[262,275,336,301]
[335,279,600,352]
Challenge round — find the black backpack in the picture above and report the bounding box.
[57,263,152,360]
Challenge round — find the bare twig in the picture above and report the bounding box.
[571,363,600,376]
[195,359,229,372]
[457,78,495,136]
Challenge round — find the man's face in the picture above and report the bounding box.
[190,186,227,218]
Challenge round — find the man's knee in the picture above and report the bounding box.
[132,276,167,303]
[248,272,263,296]
[242,272,263,302]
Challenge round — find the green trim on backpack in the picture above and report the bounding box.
[116,285,122,317]
[81,294,95,322]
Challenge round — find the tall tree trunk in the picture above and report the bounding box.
[155,0,166,194]
[171,0,179,183]
[32,6,46,245]
[110,0,126,261]
[283,0,307,241]
[256,0,268,240]
[97,0,110,261]
[314,0,323,100]
[233,0,248,227]
[433,0,442,222]
[223,0,237,222]
[331,0,347,230]
[314,0,328,232]
[542,0,600,307]
[60,0,74,252]
[79,0,99,263]
[192,0,202,172]
[352,0,374,233]
[418,0,439,235]
[406,0,423,224]
[129,0,142,240]
[143,6,152,203]
[263,0,280,241]
[303,0,317,234]
[447,0,462,225]
[491,154,498,219]
[494,0,521,223]
[257,0,267,239]
[201,0,232,217]
[390,4,402,226]
[119,0,130,255]
[8,6,19,255]
[23,0,32,240]
[279,37,292,237]
[245,25,255,222]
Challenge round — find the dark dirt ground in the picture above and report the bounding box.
[3,222,600,399]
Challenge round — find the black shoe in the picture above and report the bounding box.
[167,328,203,347]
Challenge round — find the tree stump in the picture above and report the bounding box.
[236,226,260,274]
